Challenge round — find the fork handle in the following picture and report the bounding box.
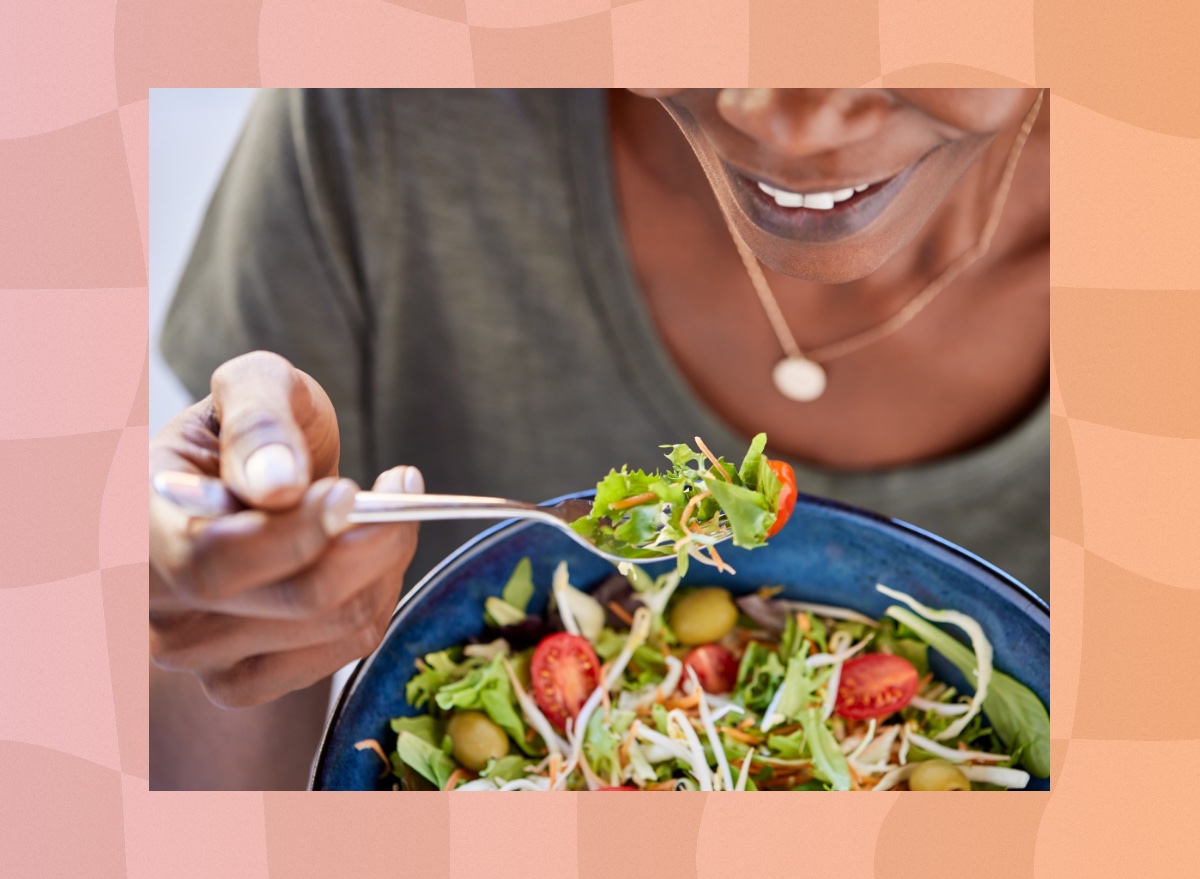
[348,492,540,523]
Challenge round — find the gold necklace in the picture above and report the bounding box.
[722,89,1044,403]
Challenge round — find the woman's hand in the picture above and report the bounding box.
[149,351,420,708]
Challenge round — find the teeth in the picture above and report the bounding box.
[756,180,868,210]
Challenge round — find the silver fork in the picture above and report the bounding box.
[152,472,733,566]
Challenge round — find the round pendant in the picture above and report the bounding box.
[772,356,827,402]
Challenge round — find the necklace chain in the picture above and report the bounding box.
[723,89,1044,366]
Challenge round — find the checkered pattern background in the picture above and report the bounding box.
[2,0,1198,876]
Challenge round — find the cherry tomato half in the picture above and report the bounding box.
[834,653,919,720]
[684,644,739,694]
[766,459,797,538]
[530,632,602,732]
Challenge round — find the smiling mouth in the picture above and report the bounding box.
[752,178,879,210]
[722,149,936,244]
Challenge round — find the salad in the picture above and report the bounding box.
[566,433,796,572]
[359,436,1049,791]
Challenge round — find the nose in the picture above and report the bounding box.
[716,89,890,157]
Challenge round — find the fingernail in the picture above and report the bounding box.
[321,479,358,537]
[374,466,407,493]
[153,471,241,517]
[403,465,425,495]
[244,443,300,498]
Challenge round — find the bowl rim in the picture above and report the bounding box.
[309,489,1048,789]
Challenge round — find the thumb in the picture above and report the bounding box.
[211,352,313,510]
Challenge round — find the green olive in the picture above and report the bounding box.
[908,759,971,791]
[669,587,739,646]
[446,711,510,772]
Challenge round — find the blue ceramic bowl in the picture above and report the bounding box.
[311,491,1050,791]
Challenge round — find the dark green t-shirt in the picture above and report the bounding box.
[162,88,1049,600]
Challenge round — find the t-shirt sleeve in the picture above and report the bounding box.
[160,89,374,482]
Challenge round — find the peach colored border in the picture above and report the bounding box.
[3,1,1197,876]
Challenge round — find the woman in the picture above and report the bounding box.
[150,88,1049,789]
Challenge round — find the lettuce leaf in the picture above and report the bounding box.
[570,435,782,561]
[501,558,535,613]
[434,655,534,755]
[703,477,775,549]
[389,715,442,748]
[766,728,808,759]
[774,656,817,722]
[803,708,851,791]
[393,731,456,789]
[406,649,478,709]
[480,754,529,783]
[484,558,536,627]
[738,432,768,488]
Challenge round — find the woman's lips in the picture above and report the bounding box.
[722,151,931,244]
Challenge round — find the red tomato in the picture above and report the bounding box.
[684,644,739,694]
[766,460,797,537]
[530,633,602,732]
[834,653,919,720]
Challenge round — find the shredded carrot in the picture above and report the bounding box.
[525,727,537,743]
[610,491,659,511]
[678,490,712,533]
[663,692,700,711]
[354,739,391,780]
[739,716,757,730]
[706,540,733,574]
[647,780,680,791]
[607,601,634,626]
[694,436,731,482]
[797,613,812,633]
[718,726,763,745]
[618,723,640,768]
[443,768,473,791]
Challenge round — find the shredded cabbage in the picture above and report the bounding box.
[877,584,993,741]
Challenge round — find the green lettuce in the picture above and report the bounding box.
[406,649,478,709]
[703,477,775,549]
[393,731,456,789]
[389,715,443,748]
[433,655,534,755]
[803,708,851,791]
[569,435,784,561]
[484,558,536,627]
[480,754,529,784]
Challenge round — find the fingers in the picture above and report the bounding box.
[215,465,421,618]
[157,477,358,605]
[211,351,315,510]
[199,616,395,709]
[152,464,424,708]
[151,573,399,676]
[219,502,418,618]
